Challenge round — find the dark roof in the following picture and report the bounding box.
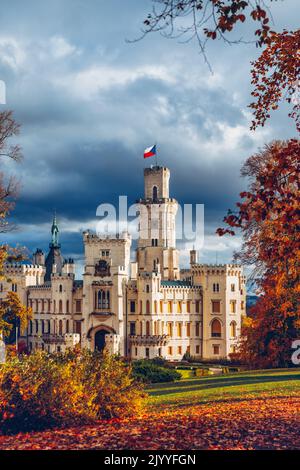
[161,280,192,288]
[44,245,64,281]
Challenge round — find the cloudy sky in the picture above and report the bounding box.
[0,0,298,276]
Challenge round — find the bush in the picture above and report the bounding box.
[0,350,145,433]
[132,360,181,383]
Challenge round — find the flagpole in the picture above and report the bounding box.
[155,143,158,167]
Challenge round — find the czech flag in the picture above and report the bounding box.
[144,144,156,159]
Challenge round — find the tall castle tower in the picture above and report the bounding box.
[137,166,179,280]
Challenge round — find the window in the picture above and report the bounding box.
[59,300,63,313]
[168,346,173,355]
[211,319,221,338]
[195,300,200,313]
[177,322,182,337]
[145,347,150,358]
[146,321,150,335]
[152,186,158,200]
[230,321,237,338]
[230,345,236,354]
[75,321,81,334]
[241,300,245,310]
[75,300,82,313]
[139,321,143,335]
[186,346,191,354]
[135,347,138,356]
[146,300,150,314]
[230,300,237,314]
[195,345,200,354]
[167,322,173,336]
[140,300,143,314]
[213,283,220,292]
[66,300,69,313]
[59,320,63,335]
[97,290,110,309]
[59,284,63,293]
[35,320,39,334]
[195,322,200,337]
[231,283,235,292]
[186,301,191,313]
[154,321,158,335]
[12,283,17,292]
[66,320,69,333]
[41,320,45,334]
[168,301,172,313]
[213,345,220,355]
[154,301,157,314]
[177,301,182,313]
[212,300,221,313]
[186,322,191,337]
[146,285,150,293]
[130,301,136,313]
[160,301,163,313]
[130,322,136,335]
[178,346,182,355]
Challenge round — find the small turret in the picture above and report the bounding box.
[190,248,198,265]
[33,248,45,266]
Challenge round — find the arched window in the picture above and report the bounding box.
[59,300,63,313]
[53,300,56,313]
[59,320,63,335]
[153,186,158,200]
[146,321,150,335]
[154,300,157,314]
[146,300,150,314]
[35,320,39,334]
[146,284,150,293]
[140,321,143,335]
[211,319,221,338]
[66,300,69,313]
[139,300,143,314]
[66,320,69,333]
[97,290,110,309]
[168,301,172,313]
[230,321,237,338]
[154,321,157,335]
[59,284,63,293]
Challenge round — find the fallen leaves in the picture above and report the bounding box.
[0,394,299,450]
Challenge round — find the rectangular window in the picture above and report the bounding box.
[160,301,164,313]
[168,346,173,355]
[177,301,182,313]
[186,322,191,337]
[186,345,190,354]
[231,283,235,292]
[230,300,237,313]
[75,321,81,335]
[129,322,136,335]
[195,300,200,313]
[213,345,220,355]
[168,301,172,313]
[75,300,81,313]
[195,345,200,354]
[213,283,220,292]
[177,346,182,355]
[177,322,182,337]
[145,347,150,358]
[241,300,245,310]
[186,301,191,313]
[195,322,200,337]
[167,322,173,336]
[212,300,221,313]
[130,301,136,313]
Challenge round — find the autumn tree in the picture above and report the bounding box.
[136,1,299,130]
[0,110,32,342]
[217,139,300,367]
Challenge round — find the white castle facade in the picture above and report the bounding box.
[1,166,246,360]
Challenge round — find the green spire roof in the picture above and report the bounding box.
[50,212,60,247]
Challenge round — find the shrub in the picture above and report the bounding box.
[0,350,145,433]
[132,360,181,383]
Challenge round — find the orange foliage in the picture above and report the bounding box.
[218,139,300,367]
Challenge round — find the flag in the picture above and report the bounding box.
[144,144,156,159]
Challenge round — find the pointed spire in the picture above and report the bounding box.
[50,211,60,247]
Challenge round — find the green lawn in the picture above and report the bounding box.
[147,368,300,409]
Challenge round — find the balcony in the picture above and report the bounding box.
[129,334,170,346]
[42,334,65,345]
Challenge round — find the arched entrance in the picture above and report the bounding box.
[94,330,108,352]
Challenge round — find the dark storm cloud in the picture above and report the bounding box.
[0,0,298,266]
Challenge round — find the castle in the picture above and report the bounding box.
[1,165,246,360]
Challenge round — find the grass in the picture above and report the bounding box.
[147,368,300,409]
